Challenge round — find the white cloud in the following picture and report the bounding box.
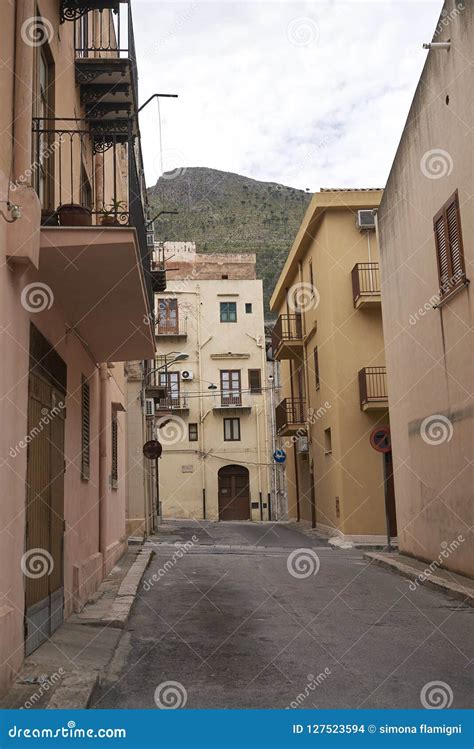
[133,0,442,190]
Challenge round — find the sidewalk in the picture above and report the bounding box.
[365,551,474,607]
[0,546,152,710]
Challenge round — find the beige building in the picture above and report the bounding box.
[130,245,273,523]
[270,190,396,545]
[0,0,154,693]
[377,0,473,576]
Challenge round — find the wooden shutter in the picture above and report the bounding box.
[248,369,262,394]
[314,347,320,389]
[81,377,90,480]
[433,190,466,296]
[111,413,118,489]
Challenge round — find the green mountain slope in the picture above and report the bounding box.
[148,167,311,315]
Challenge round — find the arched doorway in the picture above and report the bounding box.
[218,465,250,521]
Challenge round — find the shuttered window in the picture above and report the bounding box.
[314,347,320,390]
[81,377,90,480]
[188,423,198,442]
[433,191,466,297]
[111,412,118,490]
[248,369,262,394]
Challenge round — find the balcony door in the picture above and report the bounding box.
[220,370,241,406]
[159,371,180,407]
[157,299,179,335]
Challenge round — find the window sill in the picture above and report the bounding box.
[433,279,470,309]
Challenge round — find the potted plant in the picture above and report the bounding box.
[41,208,59,227]
[99,199,127,226]
[57,203,92,227]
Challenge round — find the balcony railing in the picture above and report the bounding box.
[275,398,306,434]
[156,319,187,337]
[155,396,189,412]
[358,367,388,410]
[272,314,303,358]
[221,392,242,407]
[351,263,381,307]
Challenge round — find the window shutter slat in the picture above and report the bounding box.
[434,215,450,288]
[81,378,90,480]
[446,200,465,284]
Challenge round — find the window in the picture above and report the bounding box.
[157,298,178,334]
[188,423,198,442]
[220,370,241,405]
[433,190,466,297]
[81,376,90,480]
[111,412,118,489]
[224,418,240,441]
[222,274,229,279]
[313,347,320,390]
[324,427,332,455]
[248,369,262,394]
[245,303,252,314]
[33,42,54,208]
[159,371,180,406]
[220,301,237,322]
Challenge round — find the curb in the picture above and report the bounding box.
[102,549,153,628]
[365,552,474,607]
[46,671,98,710]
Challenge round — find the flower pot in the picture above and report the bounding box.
[100,215,121,227]
[57,203,92,227]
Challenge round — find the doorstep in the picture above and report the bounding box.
[0,546,152,709]
[365,551,474,607]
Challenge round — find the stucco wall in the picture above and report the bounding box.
[377,0,473,575]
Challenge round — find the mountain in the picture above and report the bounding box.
[147,167,312,315]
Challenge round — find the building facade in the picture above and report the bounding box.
[0,0,154,693]
[270,190,396,545]
[377,0,472,576]
[139,245,272,522]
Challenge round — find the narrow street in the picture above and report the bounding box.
[92,521,472,710]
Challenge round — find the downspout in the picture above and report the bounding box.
[99,363,109,575]
[196,286,206,518]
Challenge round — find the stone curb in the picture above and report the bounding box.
[103,549,152,627]
[365,552,474,607]
[46,671,98,710]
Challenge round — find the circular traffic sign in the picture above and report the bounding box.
[143,440,163,460]
[273,448,287,464]
[370,426,391,454]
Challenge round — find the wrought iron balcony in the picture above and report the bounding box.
[358,367,388,411]
[212,392,252,413]
[351,263,381,308]
[155,396,189,413]
[271,314,303,360]
[156,319,187,339]
[275,398,306,435]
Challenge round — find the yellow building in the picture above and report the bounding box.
[270,190,396,545]
[377,0,472,576]
[127,245,272,527]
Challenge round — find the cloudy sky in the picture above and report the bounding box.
[133,0,442,191]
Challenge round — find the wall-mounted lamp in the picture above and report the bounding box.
[0,201,22,223]
[423,41,451,50]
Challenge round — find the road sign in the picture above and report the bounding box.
[370,426,391,454]
[273,449,287,464]
[143,440,163,460]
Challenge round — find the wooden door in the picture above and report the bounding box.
[218,465,250,521]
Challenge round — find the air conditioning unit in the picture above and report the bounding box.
[145,398,155,417]
[356,209,376,231]
[181,369,194,381]
[296,436,309,453]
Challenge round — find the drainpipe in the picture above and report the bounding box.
[99,364,109,575]
[13,0,35,180]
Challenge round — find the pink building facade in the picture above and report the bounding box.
[0,0,155,693]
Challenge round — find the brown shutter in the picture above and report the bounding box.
[111,413,118,489]
[81,377,90,480]
[434,190,466,296]
[314,347,320,389]
[248,369,262,394]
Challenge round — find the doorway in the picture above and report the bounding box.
[218,465,250,521]
[24,326,67,655]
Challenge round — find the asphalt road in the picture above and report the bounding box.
[92,521,472,709]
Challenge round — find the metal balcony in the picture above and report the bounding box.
[275,398,306,436]
[155,396,189,414]
[271,314,303,360]
[156,319,187,340]
[358,367,388,411]
[352,263,381,309]
[212,392,252,414]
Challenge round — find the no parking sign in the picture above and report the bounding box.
[370,426,391,454]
